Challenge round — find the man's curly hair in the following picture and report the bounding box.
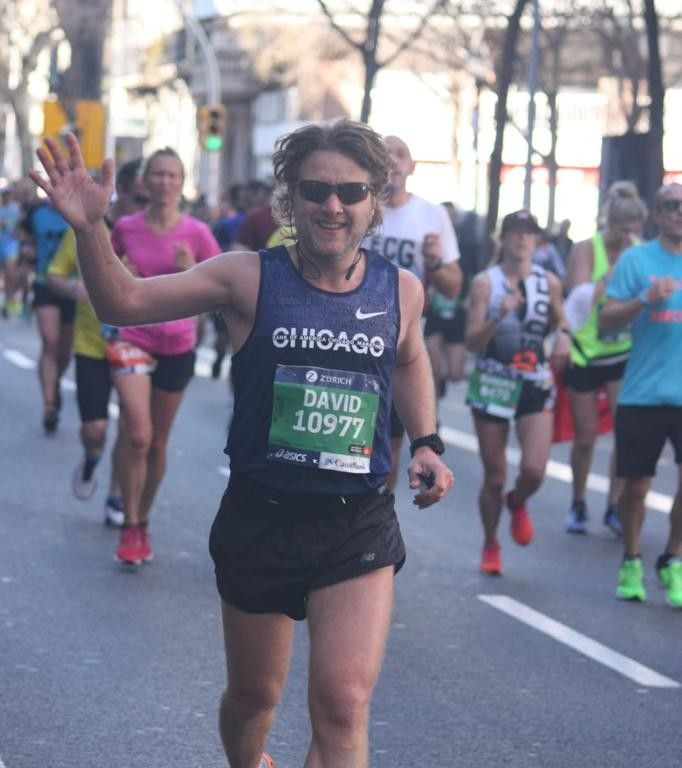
[271,119,392,237]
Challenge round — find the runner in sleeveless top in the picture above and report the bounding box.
[32,122,453,768]
[563,181,647,535]
[465,210,571,575]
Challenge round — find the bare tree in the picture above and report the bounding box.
[316,0,448,122]
[0,1,61,175]
[486,0,529,245]
[52,0,113,120]
[643,0,664,231]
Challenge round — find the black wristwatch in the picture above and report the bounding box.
[409,433,445,457]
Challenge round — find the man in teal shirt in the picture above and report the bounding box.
[601,182,682,608]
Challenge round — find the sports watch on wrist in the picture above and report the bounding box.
[409,433,445,457]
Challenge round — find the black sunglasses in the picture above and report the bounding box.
[133,195,150,205]
[660,199,682,213]
[297,180,374,205]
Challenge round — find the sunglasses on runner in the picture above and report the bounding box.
[660,199,682,213]
[297,180,374,205]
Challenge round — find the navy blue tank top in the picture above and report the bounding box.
[226,245,400,494]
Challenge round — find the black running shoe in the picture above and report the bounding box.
[43,409,59,434]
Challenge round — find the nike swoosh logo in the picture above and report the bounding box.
[355,308,387,320]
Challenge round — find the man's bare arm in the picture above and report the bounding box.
[392,270,454,508]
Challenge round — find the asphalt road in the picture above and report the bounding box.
[1,316,680,768]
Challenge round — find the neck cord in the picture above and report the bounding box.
[295,241,363,281]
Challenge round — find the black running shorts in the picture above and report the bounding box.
[563,359,627,393]
[32,282,76,324]
[615,404,682,477]
[150,350,195,393]
[209,473,406,620]
[75,354,113,422]
[423,306,467,344]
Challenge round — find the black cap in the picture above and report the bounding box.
[501,209,541,235]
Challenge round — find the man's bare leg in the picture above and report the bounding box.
[304,568,394,768]
[219,601,294,768]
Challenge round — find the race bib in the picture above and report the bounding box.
[429,291,458,319]
[105,340,157,377]
[267,365,380,473]
[466,365,522,419]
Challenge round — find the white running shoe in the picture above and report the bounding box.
[104,495,125,528]
[72,461,97,501]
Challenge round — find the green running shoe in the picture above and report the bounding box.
[656,559,682,609]
[617,558,646,601]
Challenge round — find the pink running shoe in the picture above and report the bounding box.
[115,526,143,565]
[138,526,154,563]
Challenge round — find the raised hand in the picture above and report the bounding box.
[28,133,114,231]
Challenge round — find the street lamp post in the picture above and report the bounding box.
[175,0,222,209]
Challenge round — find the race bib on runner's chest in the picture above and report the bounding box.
[267,365,380,473]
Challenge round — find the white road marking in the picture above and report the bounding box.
[3,349,35,369]
[440,425,674,514]
[479,594,680,689]
[0,753,6,767]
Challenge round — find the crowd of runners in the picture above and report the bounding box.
[1,117,680,768]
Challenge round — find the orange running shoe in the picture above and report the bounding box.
[506,490,533,546]
[260,754,276,768]
[480,541,502,575]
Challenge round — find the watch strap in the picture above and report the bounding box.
[409,433,445,457]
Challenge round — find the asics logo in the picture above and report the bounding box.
[355,308,387,320]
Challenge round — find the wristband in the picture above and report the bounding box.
[638,289,650,306]
[425,259,443,273]
[409,433,445,458]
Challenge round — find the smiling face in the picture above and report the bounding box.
[292,150,375,266]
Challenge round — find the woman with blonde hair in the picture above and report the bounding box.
[563,180,647,535]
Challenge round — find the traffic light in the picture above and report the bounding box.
[198,104,225,151]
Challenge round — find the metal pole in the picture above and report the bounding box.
[174,0,222,208]
[523,0,540,210]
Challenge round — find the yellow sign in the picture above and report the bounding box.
[42,99,106,170]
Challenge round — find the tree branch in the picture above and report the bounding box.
[379,0,447,68]
[316,0,363,51]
